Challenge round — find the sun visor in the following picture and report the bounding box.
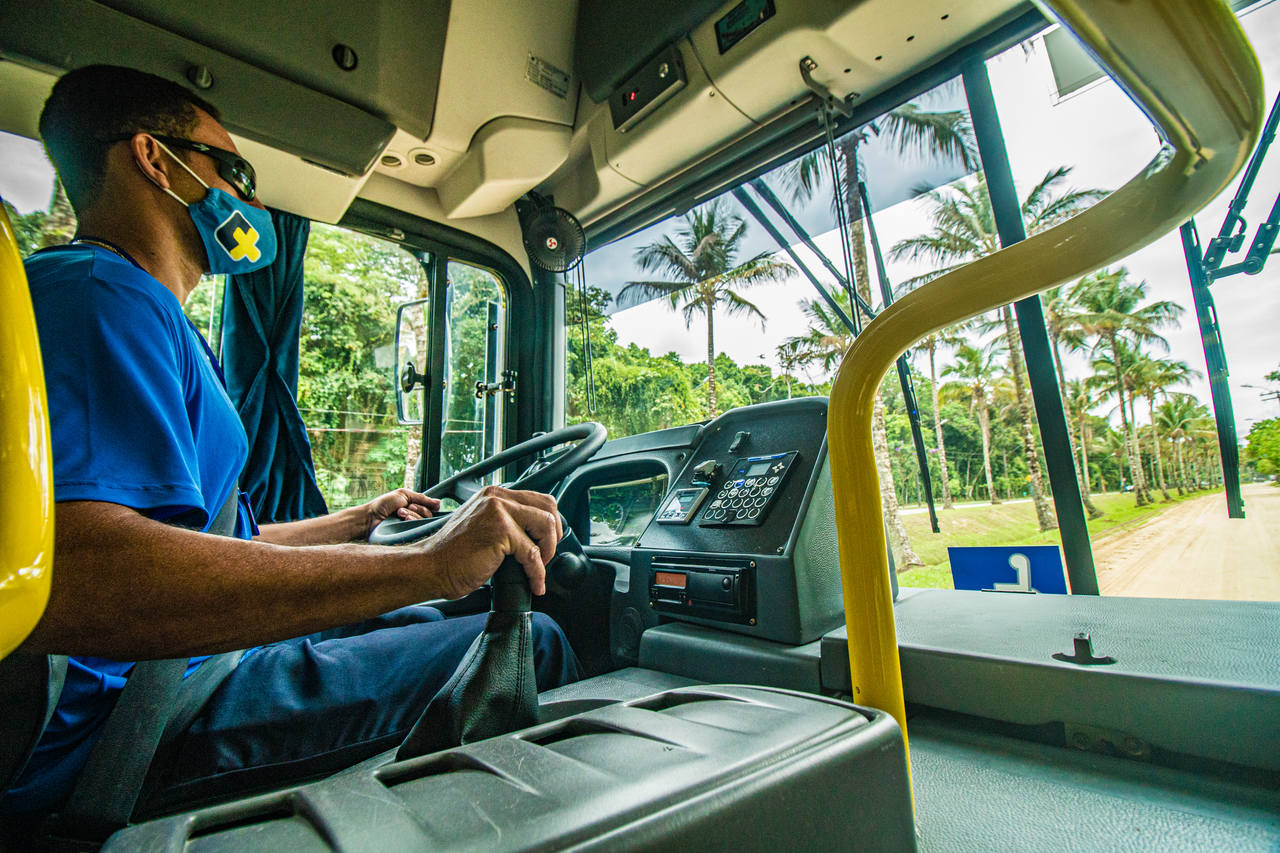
[0,0,397,178]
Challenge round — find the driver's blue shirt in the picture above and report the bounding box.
[1,244,259,814]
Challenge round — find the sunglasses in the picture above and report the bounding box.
[110,133,257,201]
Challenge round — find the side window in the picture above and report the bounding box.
[300,223,430,509]
[441,259,507,486]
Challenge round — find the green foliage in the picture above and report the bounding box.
[565,285,824,438]
[1245,418,1280,476]
[298,223,427,508]
[440,262,506,479]
[4,200,47,257]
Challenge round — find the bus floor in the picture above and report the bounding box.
[1095,483,1280,601]
[909,710,1280,852]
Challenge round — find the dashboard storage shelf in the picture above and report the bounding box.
[104,686,915,852]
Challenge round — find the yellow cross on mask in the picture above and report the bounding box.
[229,225,261,263]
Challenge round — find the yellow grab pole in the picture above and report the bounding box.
[828,0,1263,797]
[0,202,54,658]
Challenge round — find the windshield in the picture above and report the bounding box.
[566,4,1280,605]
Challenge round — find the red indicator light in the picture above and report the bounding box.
[627,90,638,103]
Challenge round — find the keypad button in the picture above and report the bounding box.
[749,487,761,497]
[711,499,722,508]
[762,486,774,496]
[754,497,766,507]
[768,476,779,485]
[747,508,760,519]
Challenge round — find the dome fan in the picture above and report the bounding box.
[518,193,585,273]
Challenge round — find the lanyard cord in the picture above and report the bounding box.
[70,236,145,271]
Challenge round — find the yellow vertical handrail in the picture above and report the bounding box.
[0,202,54,659]
[828,0,1263,793]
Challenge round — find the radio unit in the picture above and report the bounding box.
[648,558,755,625]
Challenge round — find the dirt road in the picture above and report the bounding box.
[1094,483,1280,600]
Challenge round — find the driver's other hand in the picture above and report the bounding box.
[364,488,441,534]
[423,485,560,599]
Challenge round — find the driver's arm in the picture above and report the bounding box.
[22,486,557,660]
[255,488,441,546]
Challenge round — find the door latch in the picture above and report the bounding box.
[475,369,517,400]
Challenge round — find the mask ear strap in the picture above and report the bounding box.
[137,136,209,208]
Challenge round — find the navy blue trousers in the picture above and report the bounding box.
[147,606,581,812]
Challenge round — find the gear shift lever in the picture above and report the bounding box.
[397,557,538,760]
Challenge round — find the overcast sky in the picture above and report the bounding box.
[2,4,1278,433]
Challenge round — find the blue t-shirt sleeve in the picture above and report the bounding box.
[41,262,209,523]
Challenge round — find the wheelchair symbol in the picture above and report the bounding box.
[991,552,1037,593]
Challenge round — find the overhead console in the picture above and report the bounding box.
[624,397,843,647]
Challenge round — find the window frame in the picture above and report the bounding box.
[339,199,539,490]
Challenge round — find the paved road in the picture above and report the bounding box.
[1094,483,1280,601]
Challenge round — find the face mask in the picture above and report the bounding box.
[150,139,277,275]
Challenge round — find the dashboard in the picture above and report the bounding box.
[556,398,846,665]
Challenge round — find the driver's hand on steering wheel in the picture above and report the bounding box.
[418,485,561,599]
[363,488,441,535]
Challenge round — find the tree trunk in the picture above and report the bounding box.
[1001,307,1057,530]
[704,300,718,417]
[977,394,999,504]
[1175,439,1187,495]
[1126,392,1151,503]
[842,141,919,568]
[927,342,954,509]
[1146,397,1171,500]
[1078,417,1097,503]
[1108,333,1148,506]
[1050,330,1103,519]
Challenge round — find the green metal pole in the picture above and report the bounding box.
[1180,220,1245,518]
[962,59,1100,595]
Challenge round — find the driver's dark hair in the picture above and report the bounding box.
[39,64,221,213]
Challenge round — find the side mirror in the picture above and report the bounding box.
[395,298,429,425]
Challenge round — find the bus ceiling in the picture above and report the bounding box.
[0,0,1035,238]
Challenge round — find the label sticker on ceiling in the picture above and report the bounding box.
[526,54,570,99]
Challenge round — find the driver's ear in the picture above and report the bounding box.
[127,133,175,192]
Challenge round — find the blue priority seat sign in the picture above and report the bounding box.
[948,545,1069,594]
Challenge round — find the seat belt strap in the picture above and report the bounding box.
[57,487,245,837]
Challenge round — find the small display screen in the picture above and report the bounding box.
[655,571,687,588]
[746,461,772,477]
[673,489,701,510]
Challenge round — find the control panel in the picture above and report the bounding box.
[655,486,709,524]
[648,559,754,624]
[699,451,798,527]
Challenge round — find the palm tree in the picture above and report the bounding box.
[621,200,794,416]
[774,339,806,400]
[1042,282,1104,519]
[1064,379,1105,509]
[891,167,1108,532]
[913,327,965,509]
[1073,268,1182,506]
[1156,393,1210,494]
[1095,425,1130,493]
[941,342,1003,505]
[1129,355,1197,501]
[775,94,976,567]
[785,292,924,567]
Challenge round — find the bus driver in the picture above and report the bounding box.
[1,64,580,820]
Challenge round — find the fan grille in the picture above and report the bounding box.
[523,208,585,273]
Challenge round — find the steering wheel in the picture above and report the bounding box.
[369,422,606,546]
